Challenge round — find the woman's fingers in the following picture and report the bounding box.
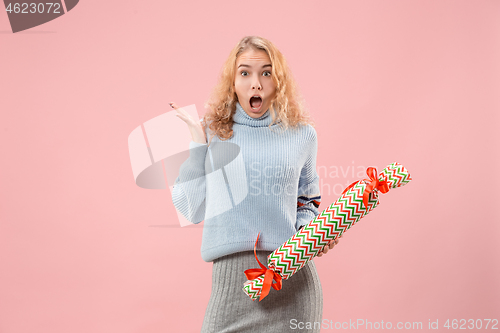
[171,102,187,116]
[171,102,183,119]
[325,236,340,252]
[317,235,345,258]
[170,101,207,144]
[171,102,199,125]
[170,102,180,112]
[171,102,188,120]
[335,234,343,245]
[170,102,184,111]
[171,102,197,131]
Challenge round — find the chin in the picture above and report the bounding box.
[249,106,267,117]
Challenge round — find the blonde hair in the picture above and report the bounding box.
[203,36,315,146]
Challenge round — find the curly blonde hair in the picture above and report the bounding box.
[203,36,315,146]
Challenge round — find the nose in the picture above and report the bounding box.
[251,77,262,90]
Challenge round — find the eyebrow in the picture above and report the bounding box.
[237,64,272,69]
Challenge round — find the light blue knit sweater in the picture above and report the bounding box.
[172,102,321,262]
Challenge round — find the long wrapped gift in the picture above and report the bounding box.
[243,162,411,301]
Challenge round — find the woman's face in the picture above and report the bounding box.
[234,48,277,119]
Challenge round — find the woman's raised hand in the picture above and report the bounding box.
[170,102,207,144]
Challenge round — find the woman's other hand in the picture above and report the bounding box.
[170,102,207,144]
[316,234,343,257]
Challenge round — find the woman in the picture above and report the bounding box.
[171,35,341,333]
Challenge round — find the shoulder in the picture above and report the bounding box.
[296,123,317,143]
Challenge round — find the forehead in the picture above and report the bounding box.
[236,48,271,65]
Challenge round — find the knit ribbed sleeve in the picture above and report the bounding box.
[295,127,321,230]
[171,120,209,224]
[171,141,208,224]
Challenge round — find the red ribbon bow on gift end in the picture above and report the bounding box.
[244,232,282,301]
[342,167,390,209]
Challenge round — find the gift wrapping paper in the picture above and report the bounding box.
[242,162,412,301]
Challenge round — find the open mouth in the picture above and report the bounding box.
[250,96,263,111]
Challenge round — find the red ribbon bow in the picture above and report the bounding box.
[244,232,282,301]
[342,167,390,208]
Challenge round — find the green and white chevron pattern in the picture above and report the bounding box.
[243,162,411,301]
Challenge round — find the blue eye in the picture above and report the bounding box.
[263,71,271,77]
[241,71,248,76]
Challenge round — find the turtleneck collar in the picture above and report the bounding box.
[233,101,281,127]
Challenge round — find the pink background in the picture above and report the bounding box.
[1,0,499,332]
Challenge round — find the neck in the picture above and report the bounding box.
[233,102,281,127]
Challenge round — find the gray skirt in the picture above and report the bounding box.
[200,250,323,333]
